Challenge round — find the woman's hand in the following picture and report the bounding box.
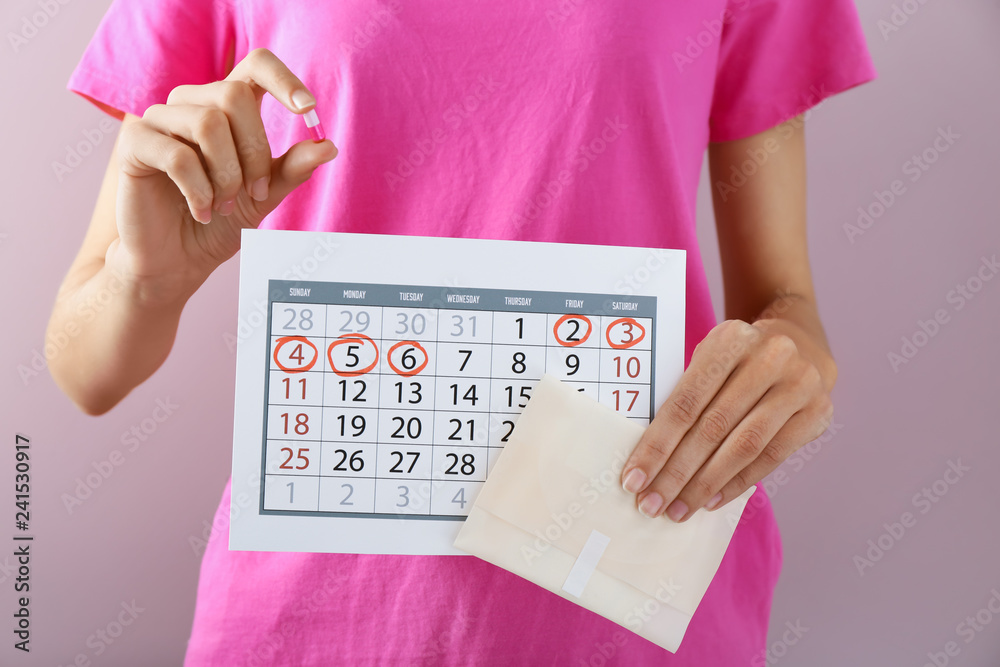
[112,47,337,303]
[620,316,835,522]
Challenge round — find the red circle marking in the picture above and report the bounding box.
[606,317,647,349]
[387,341,429,377]
[273,336,318,372]
[327,334,379,377]
[553,314,593,347]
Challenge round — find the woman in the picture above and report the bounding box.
[50,1,875,663]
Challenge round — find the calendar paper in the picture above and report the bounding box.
[230,229,685,555]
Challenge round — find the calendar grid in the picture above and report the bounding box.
[261,281,657,521]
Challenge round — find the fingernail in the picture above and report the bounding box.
[666,499,688,522]
[705,493,723,510]
[251,177,269,202]
[638,493,663,518]
[195,208,213,224]
[219,199,235,216]
[291,89,315,111]
[622,468,646,494]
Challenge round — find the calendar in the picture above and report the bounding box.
[230,229,685,555]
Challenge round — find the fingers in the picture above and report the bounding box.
[712,404,831,508]
[704,363,830,511]
[665,387,801,521]
[629,331,794,520]
[619,315,839,524]
[117,122,216,223]
[224,47,316,113]
[167,81,273,204]
[167,48,328,203]
[140,104,242,215]
[620,320,757,498]
[262,139,338,212]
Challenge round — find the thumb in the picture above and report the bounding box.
[259,139,338,212]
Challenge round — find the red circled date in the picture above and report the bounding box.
[553,314,593,347]
[387,341,429,377]
[605,317,646,349]
[328,334,379,377]
[273,336,318,373]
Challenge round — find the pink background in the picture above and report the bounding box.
[2,0,998,664]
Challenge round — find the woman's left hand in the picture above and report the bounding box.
[619,316,835,521]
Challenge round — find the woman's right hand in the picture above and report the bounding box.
[112,48,337,303]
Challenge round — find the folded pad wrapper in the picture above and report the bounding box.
[453,375,756,653]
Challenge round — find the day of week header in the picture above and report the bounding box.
[446,294,481,304]
[611,301,639,311]
[270,281,656,317]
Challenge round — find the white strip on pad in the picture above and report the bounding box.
[562,529,611,598]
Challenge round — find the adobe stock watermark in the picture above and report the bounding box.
[563,581,682,667]
[521,450,628,565]
[18,267,128,386]
[189,472,259,557]
[920,587,1000,667]
[415,611,477,665]
[222,235,340,353]
[383,75,506,192]
[713,90,829,204]
[509,116,628,229]
[377,403,504,523]
[55,599,144,667]
[61,398,180,514]
[877,0,935,41]
[338,0,401,56]
[7,0,74,54]
[671,0,751,72]
[750,619,809,667]
[241,562,389,666]
[852,458,969,577]
[544,0,589,28]
[52,117,119,183]
[50,62,170,181]
[614,248,675,296]
[844,126,959,244]
[574,629,634,667]
[887,253,997,373]
[737,420,844,527]
[622,578,682,633]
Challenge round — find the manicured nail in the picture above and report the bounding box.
[639,492,663,518]
[291,89,315,111]
[622,468,646,494]
[195,208,213,224]
[251,177,269,202]
[705,493,723,510]
[219,199,235,216]
[666,499,688,523]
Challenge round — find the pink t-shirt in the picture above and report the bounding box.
[69,1,875,663]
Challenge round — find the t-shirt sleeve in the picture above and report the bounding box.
[708,0,877,142]
[67,0,240,119]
